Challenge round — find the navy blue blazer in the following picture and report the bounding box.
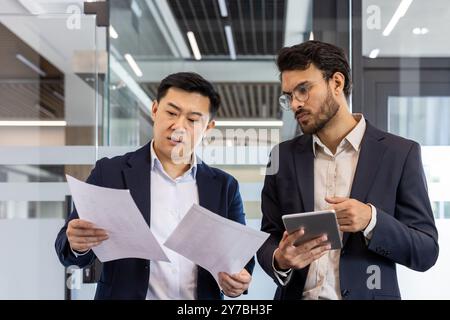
[55,142,255,300]
[257,122,439,300]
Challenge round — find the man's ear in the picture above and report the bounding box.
[332,72,345,96]
[206,119,216,131]
[151,100,158,122]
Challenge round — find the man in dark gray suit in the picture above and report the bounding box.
[257,41,438,300]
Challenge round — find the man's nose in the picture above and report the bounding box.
[172,116,187,130]
[290,98,304,112]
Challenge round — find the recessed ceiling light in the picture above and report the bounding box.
[383,0,413,36]
[16,54,46,77]
[187,31,202,60]
[124,53,143,77]
[369,48,380,59]
[413,27,429,35]
[109,26,119,39]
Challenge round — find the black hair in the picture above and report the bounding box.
[156,72,221,119]
[277,40,352,98]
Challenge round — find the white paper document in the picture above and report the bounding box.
[164,204,269,284]
[66,174,169,263]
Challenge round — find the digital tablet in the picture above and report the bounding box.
[282,210,342,250]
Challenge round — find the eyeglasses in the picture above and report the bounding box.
[279,81,318,111]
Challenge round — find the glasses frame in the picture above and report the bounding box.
[279,78,327,111]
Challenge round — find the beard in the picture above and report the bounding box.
[297,86,340,135]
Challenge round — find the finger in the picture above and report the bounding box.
[90,241,103,248]
[224,289,241,298]
[69,235,109,244]
[325,197,348,204]
[218,273,232,293]
[281,231,289,243]
[298,243,331,265]
[220,273,246,291]
[337,218,352,226]
[69,228,108,237]
[310,248,330,262]
[69,229,108,237]
[295,234,328,254]
[70,219,95,229]
[331,202,350,213]
[284,228,305,247]
[230,271,251,284]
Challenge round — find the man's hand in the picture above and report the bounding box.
[66,219,109,253]
[218,269,252,298]
[274,229,331,270]
[326,197,372,233]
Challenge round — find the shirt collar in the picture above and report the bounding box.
[312,113,366,157]
[150,140,198,179]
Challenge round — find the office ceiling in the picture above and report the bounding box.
[0,0,304,125]
[167,0,286,57]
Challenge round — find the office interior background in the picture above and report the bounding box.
[0,0,449,299]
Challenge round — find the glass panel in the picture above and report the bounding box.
[362,0,450,300]
[388,97,450,222]
[362,0,450,58]
[0,1,102,299]
[388,97,450,146]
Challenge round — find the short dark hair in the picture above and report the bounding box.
[156,72,221,119]
[277,40,352,98]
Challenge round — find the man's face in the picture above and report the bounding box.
[151,88,214,163]
[281,64,340,135]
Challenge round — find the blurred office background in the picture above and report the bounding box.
[0,0,449,299]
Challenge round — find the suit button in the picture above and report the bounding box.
[341,289,350,298]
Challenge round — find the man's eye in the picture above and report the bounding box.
[188,118,199,123]
[296,86,308,94]
[167,111,176,116]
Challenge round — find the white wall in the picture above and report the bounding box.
[398,219,450,300]
[0,219,66,299]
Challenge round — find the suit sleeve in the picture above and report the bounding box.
[54,161,105,268]
[368,142,439,271]
[257,150,286,284]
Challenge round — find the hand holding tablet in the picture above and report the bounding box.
[282,210,342,250]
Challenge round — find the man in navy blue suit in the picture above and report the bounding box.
[257,41,438,300]
[55,72,254,300]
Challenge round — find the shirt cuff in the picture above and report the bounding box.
[363,204,377,240]
[70,246,91,258]
[272,248,293,286]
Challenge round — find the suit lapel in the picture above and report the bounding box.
[293,135,315,213]
[342,123,387,246]
[196,162,221,216]
[123,144,152,226]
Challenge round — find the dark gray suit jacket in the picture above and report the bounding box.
[55,142,255,299]
[257,122,438,300]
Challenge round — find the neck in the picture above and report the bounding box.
[153,144,192,179]
[316,103,358,154]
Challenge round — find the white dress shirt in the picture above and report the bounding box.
[273,114,377,299]
[146,141,199,300]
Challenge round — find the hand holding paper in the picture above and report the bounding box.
[66,175,169,263]
[164,204,269,285]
